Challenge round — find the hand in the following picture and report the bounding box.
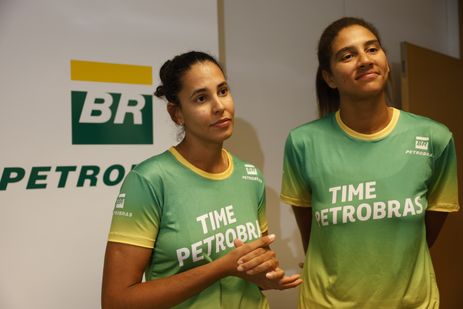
[235,236,278,276]
[236,265,302,290]
[218,234,277,276]
[253,267,302,290]
[233,236,303,290]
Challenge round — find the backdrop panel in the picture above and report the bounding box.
[0,1,218,308]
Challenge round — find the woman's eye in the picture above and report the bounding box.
[218,87,229,96]
[196,95,207,103]
[367,47,378,53]
[341,53,353,61]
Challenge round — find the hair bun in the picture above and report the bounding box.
[154,85,165,98]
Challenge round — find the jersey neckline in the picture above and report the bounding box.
[335,107,400,141]
[168,146,234,180]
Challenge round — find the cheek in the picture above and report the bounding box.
[224,98,235,114]
[335,72,351,86]
[331,67,352,86]
[228,102,235,115]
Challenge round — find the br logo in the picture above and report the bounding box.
[70,60,153,144]
[415,136,429,151]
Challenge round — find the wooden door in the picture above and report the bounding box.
[401,4,463,307]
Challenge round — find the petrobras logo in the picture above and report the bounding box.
[242,164,262,183]
[245,164,258,175]
[115,193,126,209]
[113,192,133,217]
[415,136,429,150]
[405,135,433,157]
[0,60,153,191]
[70,60,153,144]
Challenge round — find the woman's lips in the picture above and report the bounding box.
[211,118,232,128]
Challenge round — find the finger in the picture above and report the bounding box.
[279,279,303,290]
[266,267,284,280]
[245,254,279,274]
[237,247,267,266]
[234,239,244,248]
[279,273,301,284]
[237,250,277,273]
[238,234,275,256]
[278,275,303,290]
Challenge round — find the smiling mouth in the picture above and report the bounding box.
[211,118,232,127]
[356,71,378,80]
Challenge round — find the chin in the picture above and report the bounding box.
[222,131,234,142]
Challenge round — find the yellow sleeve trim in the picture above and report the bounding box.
[427,203,460,212]
[108,232,155,249]
[280,194,311,207]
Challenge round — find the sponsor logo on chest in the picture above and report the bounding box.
[405,136,433,157]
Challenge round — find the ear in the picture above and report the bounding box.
[322,70,337,89]
[167,102,184,125]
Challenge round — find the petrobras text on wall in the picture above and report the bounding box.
[0,164,136,190]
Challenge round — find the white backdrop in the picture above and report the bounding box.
[0,1,218,308]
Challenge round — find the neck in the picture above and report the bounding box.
[339,92,392,134]
[175,138,227,173]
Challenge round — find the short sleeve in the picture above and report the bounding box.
[427,136,460,212]
[108,170,161,248]
[280,133,312,207]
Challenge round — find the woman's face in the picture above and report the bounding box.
[323,25,390,101]
[174,61,234,146]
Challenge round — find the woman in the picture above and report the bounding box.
[280,17,459,308]
[102,51,301,309]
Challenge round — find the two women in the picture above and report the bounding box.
[103,16,459,309]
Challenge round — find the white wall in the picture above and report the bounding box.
[222,0,459,307]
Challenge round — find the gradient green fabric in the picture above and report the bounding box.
[281,108,459,309]
[109,147,269,309]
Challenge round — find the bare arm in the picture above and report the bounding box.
[102,235,283,309]
[292,206,312,253]
[425,211,448,248]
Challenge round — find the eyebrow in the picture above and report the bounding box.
[334,39,380,59]
[189,81,228,99]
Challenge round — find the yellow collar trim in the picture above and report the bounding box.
[335,107,400,141]
[169,147,233,180]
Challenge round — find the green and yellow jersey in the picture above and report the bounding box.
[281,108,459,309]
[109,147,269,309]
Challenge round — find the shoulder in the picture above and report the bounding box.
[286,113,336,146]
[227,151,265,184]
[128,149,175,182]
[398,110,452,141]
[399,110,450,131]
[398,110,453,156]
[229,152,262,175]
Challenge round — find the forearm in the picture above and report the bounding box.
[292,206,312,253]
[103,258,228,309]
[102,236,277,309]
[425,211,448,248]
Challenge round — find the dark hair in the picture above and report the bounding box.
[154,51,223,105]
[316,17,384,116]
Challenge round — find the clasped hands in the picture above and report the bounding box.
[223,234,302,290]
